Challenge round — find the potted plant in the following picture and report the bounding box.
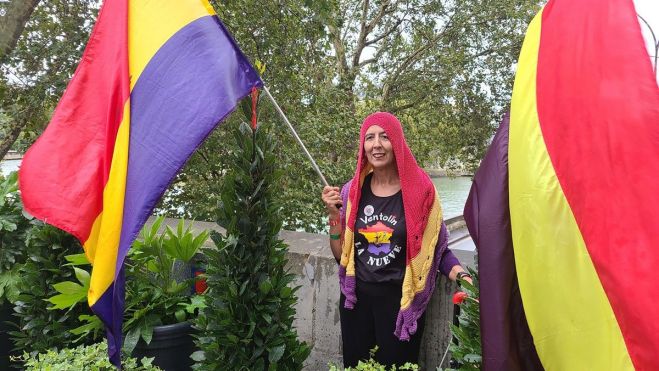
[124,216,208,369]
[48,216,209,370]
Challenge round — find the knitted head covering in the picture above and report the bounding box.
[338,112,448,340]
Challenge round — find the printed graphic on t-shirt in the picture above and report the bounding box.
[358,221,393,255]
[356,208,402,267]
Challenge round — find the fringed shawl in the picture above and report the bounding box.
[338,112,448,340]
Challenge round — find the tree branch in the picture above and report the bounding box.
[0,0,42,63]
[381,32,442,104]
[351,0,402,69]
[364,17,403,47]
[327,24,350,80]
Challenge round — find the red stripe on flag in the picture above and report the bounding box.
[19,0,129,243]
[536,0,659,368]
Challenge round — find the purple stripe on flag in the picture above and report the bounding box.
[90,268,125,365]
[463,113,542,371]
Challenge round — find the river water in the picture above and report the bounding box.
[0,160,20,176]
[432,176,473,219]
[1,159,473,218]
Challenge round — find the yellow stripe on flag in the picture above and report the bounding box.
[128,0,215,90]
[83,102,130,306]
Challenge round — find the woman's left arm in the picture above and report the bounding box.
[439,248,473,284]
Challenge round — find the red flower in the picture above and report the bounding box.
[453,291,468,305]
[195,271,208,294]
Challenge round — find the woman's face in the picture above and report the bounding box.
[364,125,394,169]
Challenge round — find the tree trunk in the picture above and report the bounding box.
[0,119,24,160]
[0,0,41,63]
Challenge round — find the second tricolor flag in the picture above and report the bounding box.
[19,0,262,365]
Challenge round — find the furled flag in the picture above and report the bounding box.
[465,0,659,370]
[463,113,543,371]
[19,0,262,366]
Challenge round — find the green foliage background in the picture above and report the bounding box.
[1,0,540,232]
[0,173,95,354]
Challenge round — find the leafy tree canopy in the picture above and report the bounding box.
[2,0,540,232]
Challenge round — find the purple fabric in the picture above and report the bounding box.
[463,113,543,371]
[438,246,459,277]
[338,265,357,309]
[90,267,124,366]
[394,222,448,340]
[95,15,262,364]
[339,180,352,228]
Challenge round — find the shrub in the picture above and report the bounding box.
[0,172,97,352]
[193,122,310,369]
[328,347,419,371]
[9,223,96,352]
[13,342,161,370]
[0,172,32,304]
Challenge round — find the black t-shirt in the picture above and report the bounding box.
[354,174,407,288]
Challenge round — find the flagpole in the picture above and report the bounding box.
[262,84,330,188]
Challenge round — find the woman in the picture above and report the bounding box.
[321,112,470,368]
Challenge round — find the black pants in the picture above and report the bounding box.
[339,286,425,368]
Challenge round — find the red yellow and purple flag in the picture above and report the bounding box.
[465,0,659,370]
[19,0,262,365]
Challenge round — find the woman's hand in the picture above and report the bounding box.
[321,186,341,218]
[449,265,473,285]
[322,186,343,261]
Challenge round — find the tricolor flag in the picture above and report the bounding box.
[19,0,262,365]
[465,0,659,370]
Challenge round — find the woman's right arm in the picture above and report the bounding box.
[321,185,343,261]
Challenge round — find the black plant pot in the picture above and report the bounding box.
[132,322,196,371]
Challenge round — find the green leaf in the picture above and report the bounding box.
[0,269,22,302]
[64,253,91,266]
[0,220,17,232]
[175,309,186,322]
[69,315,102,336]
[226,333,239,344]
[73,267,90,287]
[268,344,285,363]
[258,279,272,295]
[46,294,81,310]
[123,328,141,354]
[52,281,85,295]
[141,322,154,345]
[190,350,206,362]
